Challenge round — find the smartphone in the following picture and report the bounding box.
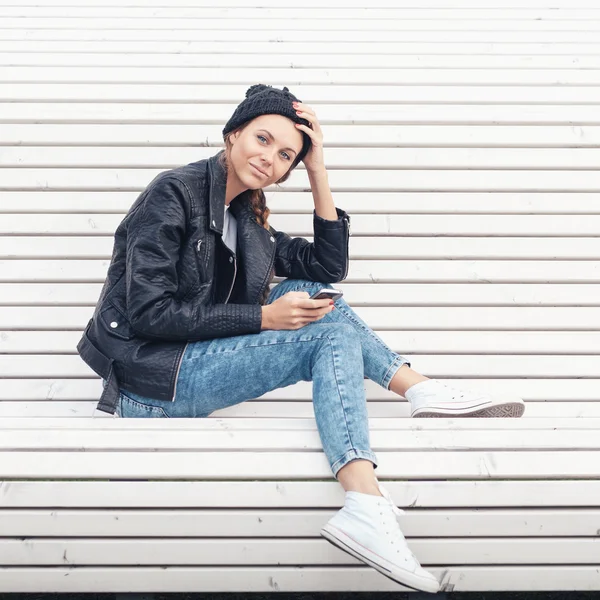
[309,288,344,302]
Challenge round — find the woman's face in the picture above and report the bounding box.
[229,114,304,189]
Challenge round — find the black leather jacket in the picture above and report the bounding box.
[77,150,351,414]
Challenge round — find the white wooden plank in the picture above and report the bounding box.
[3,354,598,378]
[4,66,600,85]
[5,330,600,355]
[4,123,600,145]
[2,29,600,43]
[2,538,600,566]
[2,40,600,56]
[1,283,596,306]
[5,52,600,69]
[161,401,600,419]
[346,260,600,283]
[3,450,600,479]
[2,479,599,508]
[9,565,600,594]
[3,306,600,331]
[3,508,600,536]
[1,378,597,402]
[0,565,598,594]
[3,8,600,19]
[1,192,598,214]
[3,417,600,430]
[2,399,596,419]
[3,167,599,190]
[1,259,598,284]
[3,83,598,104]
[4,104,600,126]
[4,147,600,170]
[0,377,600,404]
[2,85,598,106]
[0,214,594,236]
[1,0,596,7]
[2,428,599,451]
[6,17,600,32]
[3,237,600,262]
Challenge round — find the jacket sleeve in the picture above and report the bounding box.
[125,176,262,341]
[269,207,351,283]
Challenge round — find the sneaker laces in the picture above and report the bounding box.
[374,480,422,563]
[375,479,405,517]
[437,379,464,400]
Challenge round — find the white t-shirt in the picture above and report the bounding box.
[222,202,237,255]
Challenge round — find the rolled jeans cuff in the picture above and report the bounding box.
[331,447,379,479]
[382,354,411,391]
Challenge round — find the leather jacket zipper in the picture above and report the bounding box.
[172,341,188,401]
[251,220,276,304]
[224,254,237,304]
[342,215,351,280]
[195,239,204,277]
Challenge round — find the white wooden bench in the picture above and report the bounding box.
[1,0,599,595]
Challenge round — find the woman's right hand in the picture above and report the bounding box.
[261,291,334,330]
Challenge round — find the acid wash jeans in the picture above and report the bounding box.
[115,278,411,479]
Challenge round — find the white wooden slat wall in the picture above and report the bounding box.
[2,3,598,419]
[0,0,599,594]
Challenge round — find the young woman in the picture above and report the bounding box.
[77,84,525,593]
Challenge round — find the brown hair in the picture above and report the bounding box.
[218,120,300,304]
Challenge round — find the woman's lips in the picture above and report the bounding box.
[249,163,267,178]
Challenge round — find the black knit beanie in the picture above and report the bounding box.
[222,84,312,168]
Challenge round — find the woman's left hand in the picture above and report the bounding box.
[292,101,325,174]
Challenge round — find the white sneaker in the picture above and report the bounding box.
[407,379,525,418]
[320,480,440,593]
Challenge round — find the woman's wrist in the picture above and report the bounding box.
[261,305,272,330]
[306,167,327,179]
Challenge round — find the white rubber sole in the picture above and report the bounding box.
[320,522,440,594]
[411,397,525,419]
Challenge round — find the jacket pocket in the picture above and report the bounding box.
[194,237,211,284]
[99,301,135,341]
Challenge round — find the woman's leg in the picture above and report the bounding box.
[264,284,439,590]
[266,278,416,392]
[117,303,379,483]
[276,279,525,418]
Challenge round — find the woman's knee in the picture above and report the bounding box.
[317,322,362,348]
[311,323,364,380]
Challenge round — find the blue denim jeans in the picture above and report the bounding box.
[115,278,411,478]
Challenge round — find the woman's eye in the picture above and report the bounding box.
[257,135,290,160]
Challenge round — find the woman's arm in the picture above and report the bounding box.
[307,167,338,221]
[269,206,351,284]
[270,100,351,283]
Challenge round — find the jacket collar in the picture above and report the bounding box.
[207,149,254,234]
[206,150,276,304]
